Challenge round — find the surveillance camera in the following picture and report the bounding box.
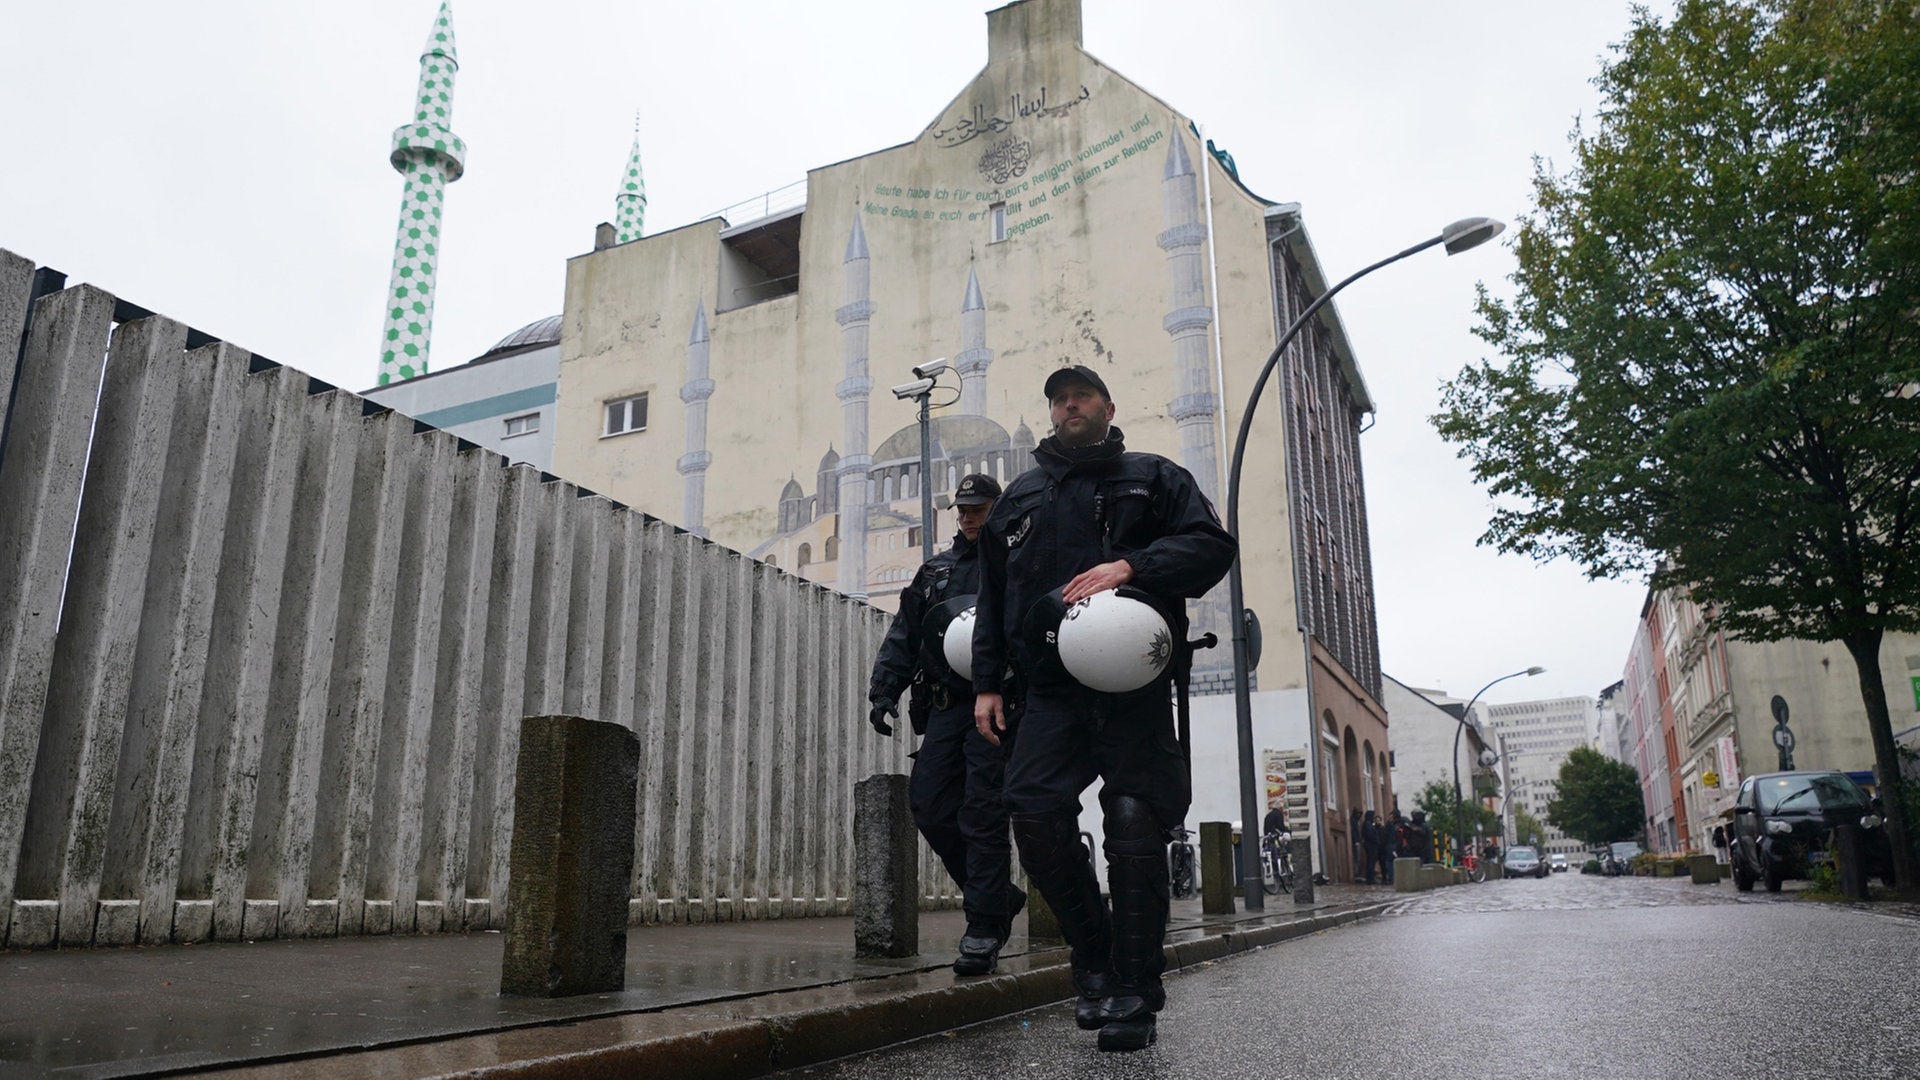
[890,378,935,400]
[912,358,950,379]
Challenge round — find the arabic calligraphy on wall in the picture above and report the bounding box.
[930,84,1093,148]
[862,115,1164,242]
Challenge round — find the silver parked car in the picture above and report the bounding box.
[1504,845,1548,879]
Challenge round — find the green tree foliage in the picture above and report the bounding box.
[1546,747,1645,845]
[1413,778,1500,857]
[1432,0,1920,889]
[1513,804,1546,849]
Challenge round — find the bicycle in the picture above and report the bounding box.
[1460,849,1486,884]
[1261,830,1295,894]
[1168,826,1197,899]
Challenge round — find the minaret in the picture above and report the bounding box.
[677,302,714,536]
[377,1,467,386]
[1159,129,1230,679]
[955,264,993,416]
[614,120,647,244]
[833,215,874,600]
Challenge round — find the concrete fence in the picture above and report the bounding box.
[0,249,950,948]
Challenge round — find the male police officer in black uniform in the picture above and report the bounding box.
[867,473,1023,975]
[973,365,1235,1052]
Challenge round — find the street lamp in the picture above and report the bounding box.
[891,358,955,562]
[1452,666,1545,864]
[1226,218,1504,908]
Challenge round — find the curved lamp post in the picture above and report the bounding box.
[1228,217,1505,908]
[1452,666,1544,864]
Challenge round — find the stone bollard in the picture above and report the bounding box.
[1199,822,1235,914]
[501,716,640,997]
[1290,837,1315,904]
[852,774,918,958]
[1832,825,1868,900]
[1688,854,1722,885]
[1393,857,1422,892]
[1419,864,1447,891]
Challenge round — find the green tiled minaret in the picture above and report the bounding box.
[378,1,467,386]
[615,121,647,244]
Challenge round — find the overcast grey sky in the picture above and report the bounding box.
[3,0,1668,709]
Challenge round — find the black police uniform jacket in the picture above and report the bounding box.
[867,531,981,710]
[971,426,1236,695]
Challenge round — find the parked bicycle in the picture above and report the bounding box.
[1460,848,1487,884]
[1261,828,1295,894]
[1168,826,1197,899]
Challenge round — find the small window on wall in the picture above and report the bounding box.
[990,202,1007,243]
[604,393,648,437]
[503,413,539,438]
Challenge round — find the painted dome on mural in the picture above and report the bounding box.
[872,415,1014,465]
[481,314,562,358]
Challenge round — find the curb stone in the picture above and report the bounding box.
[208,901,1392,1079]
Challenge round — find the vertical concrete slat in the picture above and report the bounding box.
[768,578,800,917]
[248,389,358,941]
[742,561,777,919]
[522,481,577,719]
[689,545,728,923]
[0,249,37,446]
[15,315,186,944]
[0,285,115,939]
[465,465,539,928]
[661,533,702,922]
[800,587,829,915]
[91,342,247,946]
[311,409,413,937]
[419,447,502,929]
[598,512,638,736]
[181,366,307,942]
[561,497,611,721]
[367,428,457,934]
[629,519,675,923]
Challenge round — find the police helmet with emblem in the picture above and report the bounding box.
[1023,585,1176,693]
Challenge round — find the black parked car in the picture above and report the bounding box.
[1727,770,1894,893]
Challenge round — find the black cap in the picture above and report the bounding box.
[1043,364,1111,401]
[952,473,1002,506]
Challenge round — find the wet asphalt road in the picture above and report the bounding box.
[782,872,1920,1079]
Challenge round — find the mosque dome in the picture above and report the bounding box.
[872,415,1012,465]
[481,314,562,358]
[780,476,805,501]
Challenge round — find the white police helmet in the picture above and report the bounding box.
[940,605,978,682]
[1055,588,1174,693]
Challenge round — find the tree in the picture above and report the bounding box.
[1512,804,1546,850]
[1413,778,1499,858]
[1545,747,1645,846]
[1433,0,1920,889]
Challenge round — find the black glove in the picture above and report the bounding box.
[868,697,899,737]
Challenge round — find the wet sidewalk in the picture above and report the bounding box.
[0,886,1398,1078]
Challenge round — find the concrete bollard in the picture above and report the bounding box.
[1393,857,1422,892]
[1290,837,1315,904]
[1687,854,1722,885]
[852,774,917,958]
[1832,825,1868,900]
[1199,822,1235,914]
[1419,864,1448,890]
[500,716,640,997]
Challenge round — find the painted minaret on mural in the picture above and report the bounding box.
[377,1,467,386]
[833,216,875,600]
[1160,129,1231,680]
[614,124,647,244]
[955,263,994,416]
[678,303,714,536]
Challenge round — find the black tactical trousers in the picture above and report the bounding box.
[910,697,1014,934]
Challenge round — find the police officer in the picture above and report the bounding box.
[972,365,1235,1052]
[867,473,1023,975]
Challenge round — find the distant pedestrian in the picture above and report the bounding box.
[1360,810,1384,885]
[1384,810,1404,883]
[1408,810,1432,865]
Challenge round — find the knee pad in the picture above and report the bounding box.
[1012,814,1087,872]
[1103,796,1165,858]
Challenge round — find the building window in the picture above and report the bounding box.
[907,526,922,549]
[990,202,1007,243]
[797,543,812,568]
[603,393,648,437]
[503,413,539,438]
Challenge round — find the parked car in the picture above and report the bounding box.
[1504,845,1547,879]
[1727,770,1894,893]
[1550,853,1569,873]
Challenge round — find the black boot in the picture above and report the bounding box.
[953,925,1003,976]
[1099,795,1171,1044]
[1012,815,1113,1026]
